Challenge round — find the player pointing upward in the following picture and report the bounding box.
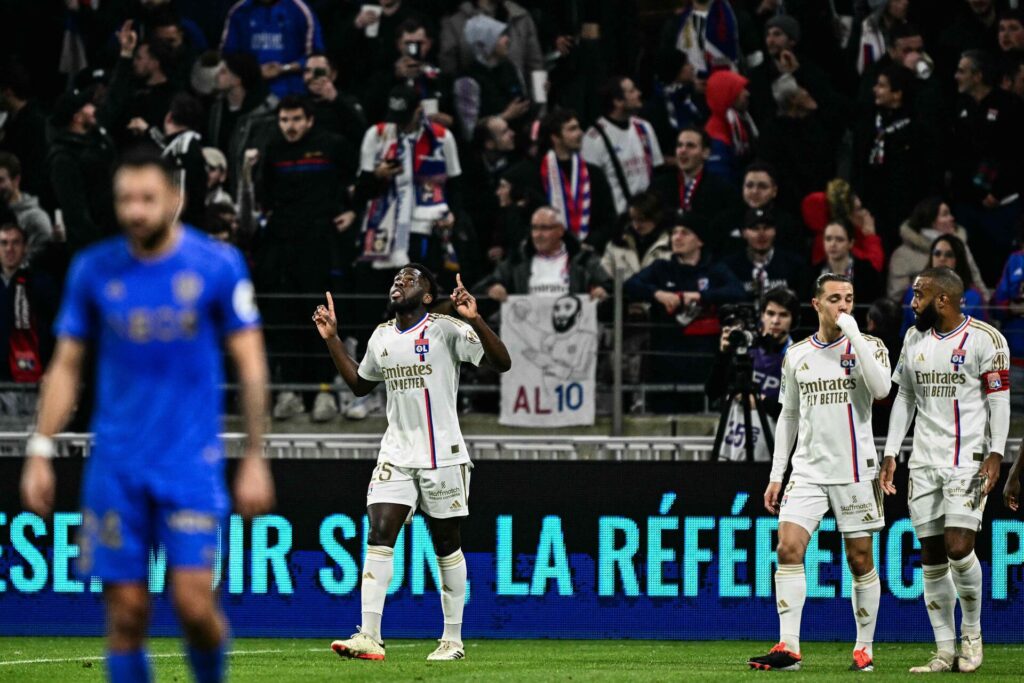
[749,273,891,673]
[881,267,1008,673]
[314,267,510,662]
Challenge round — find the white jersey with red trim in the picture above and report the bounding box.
[358,312,485,468]
[779,332,889,484]
[892,316,1009,470]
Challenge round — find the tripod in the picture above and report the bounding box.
[712,349,775,462]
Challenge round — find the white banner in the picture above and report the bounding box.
[499,294,597,427]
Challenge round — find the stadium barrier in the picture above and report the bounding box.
[0,440,1021,642]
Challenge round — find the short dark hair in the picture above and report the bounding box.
[401,262,439,300]
[598,75,627,115]
[918,266,965,303]
[677,125,710,150]
[814,272,853,298]
[999,8,1024,25]
[167,92,204,131]
[0,219,25,238]
[397,16,431,39]
[744,160,778,185]
[115,147,176,181]
[879,63,914,95]
[139,38,176,75]
[539,108,579,150]
[222,52,263,93]
[825,217,855,242]
[962,49,998,86]
[0,63,32,100]
[761,286,799,320]
[626,190,663,224]
[148,6,183,32]
[306,52,336,72]
[0,151,21,178]
[277,95,314,118]
[889,22,922,43]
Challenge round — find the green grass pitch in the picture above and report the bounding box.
[1,638,1023,681]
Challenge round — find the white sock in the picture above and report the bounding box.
[775,564,805,654]
[949,552,983,637]
[438,549,467,644]
[922,563,957,655]
[360,545,394,641]
[851,568,880,657]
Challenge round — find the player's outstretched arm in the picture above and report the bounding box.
[313,292,379,396]
[226,328,275,518]
[452,274,512,373]
[21,338,87,516]
[1004,439,1024,512]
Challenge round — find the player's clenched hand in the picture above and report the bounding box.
[764,481,782,515]
[835,312,860,337]
[980,453,1001,495]
[234,453,275,518]
[878,455,897,495]
[452,274,478,320]
[20,456,56,517]
[312,291,338,340]
[1004,473,1021,512]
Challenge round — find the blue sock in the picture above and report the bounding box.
[186,641,227,683]
[106,649,151,683]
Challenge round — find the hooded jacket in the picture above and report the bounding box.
[886,220,988,302]
[601,228,672,282]
[440,1,543,86]
[703,70,756,184]
[9,193,53,260]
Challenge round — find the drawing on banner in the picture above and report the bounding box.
[500,294,597,426]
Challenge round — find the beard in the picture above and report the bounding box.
[387,296,421,314]
[913,300,939,332]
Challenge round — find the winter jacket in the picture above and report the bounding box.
[703,70,755,185]
[440,1,543,87]
[993,251,1024,357]
[46,128,117,252]
[885,221,988,301]
[471,236,612,297]
[601,229,671,282]
[208,91,280,196]
[9,193,53,261]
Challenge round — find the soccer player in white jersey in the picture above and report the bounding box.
[313,265,510,662]
[881,267,1008,674]
[748,274,892,673]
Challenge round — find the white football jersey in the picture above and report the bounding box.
[779,332,890,484]
[358,313,485,468]
[892,316,1009,470]
[582,116,663,214]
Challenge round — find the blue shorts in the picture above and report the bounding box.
[78,457,228,583]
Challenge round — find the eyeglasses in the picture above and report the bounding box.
[932,249,955,258]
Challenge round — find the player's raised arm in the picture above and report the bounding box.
[313,291,380,396]
[20,337,87,516]
[451,274,511,373]
[226,327,275,518]
[836,313,891,400]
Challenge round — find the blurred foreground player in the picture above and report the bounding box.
[313,268,510,661]
[20,151,275,683]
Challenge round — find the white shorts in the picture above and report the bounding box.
[366,461,471,519]
[908,466,987,536]
[779,479,884,536]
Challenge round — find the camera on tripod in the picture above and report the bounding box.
[719,303,760,355]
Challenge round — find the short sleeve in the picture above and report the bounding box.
[778,352,798,412]
[217,246,261,335]
[358,328,385,381]
[891,330,913,386]
[53,254,96,341]
[448,318,485,366]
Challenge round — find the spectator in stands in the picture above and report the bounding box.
[303,53,368,147]
[202,147,232,207]
[160,93,208,230]
[998,9,1024,54]
[711,161,802,256]
[949,49,1024,284]
[887,196,987,302]
[126,38,177,139]
[0,218,57,417]
[207,52,280,193]
[601,191,671,282]
[473,205,611,302]
[642,49,707,159]
[258,95,356,423]
[334,0,426,92]
[658,0,740,78]
[938,0,1000,84]
[855,0,909,74]
[364,17,457,129]
[148,6,202,89]
[721,206,808,301]
[454,15,531,138]
[703,70,756,185]
[899,233,987,333]
[992,225,1024,407]
[624,210,745,412]
[814,218,884,306]
[220,0,324,98]
[652,127,739,221]
[0,153,53,262]
[464,115,519,263]
[857,23,936,111]
[803,179,886,273]
[504,108,616,252]
[1002,52,1024,98]
[439,0,543,85]
[46,90,117,252]
[0,66,49,202]
[854,64,935,250]
[582,76,664,217]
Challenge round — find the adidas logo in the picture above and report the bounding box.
[926,600,942,611]
[855,608,870,618]
[363,571,376,580]
[915,353,926,362]
[442,584,452,592]
[449,500,463,511]
[777,599,789,608]
[798,362,810,372]
[861,514,874,523]
[961,595,976,602]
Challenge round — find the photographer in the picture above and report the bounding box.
[705,286,798,461]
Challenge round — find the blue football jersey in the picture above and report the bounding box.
[55,227,260,470]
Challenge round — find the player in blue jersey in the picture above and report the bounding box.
[20,150,275,683]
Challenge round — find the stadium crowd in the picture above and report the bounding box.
[1,0,1023,420]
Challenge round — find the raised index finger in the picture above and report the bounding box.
[325,291,335,314]
[456,273,464,289]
